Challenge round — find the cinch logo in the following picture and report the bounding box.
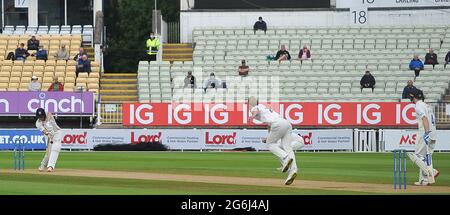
[399,134,416,145]
[62,132,87,144]
[205,132,236,145]
[131,132,161,144]
[301,132,313,145]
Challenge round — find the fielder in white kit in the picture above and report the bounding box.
[35,108,62,172]
[407,90,440,186]
[248,97,301,185]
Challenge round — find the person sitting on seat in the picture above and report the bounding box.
[32,45,48,61]
[445,50,450,69]
[48,76,64,92]
[409,54,424,81]
[424,48,438,69]
[298,44,312,64]
[275,45,291,63]
[360,70,376,92]
[15,43,30,61]
[55,44,70,60]
[402,80,418,99]
[27,36,40,51]
[238,60,249,77]
[253,17,267,34]
[183,71,196,89]
[203,72,221,92]
[73,47,87,61]
[76,54,91,77]
[28,76,41,91]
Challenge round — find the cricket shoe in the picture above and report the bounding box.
[47,166,54,172]
[281,156,293,173]
[38,166,46,172]
[285,171,297,186]
[414,180,431,186]
[434,169,440,179]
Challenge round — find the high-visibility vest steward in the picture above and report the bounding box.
[146,38,161,55]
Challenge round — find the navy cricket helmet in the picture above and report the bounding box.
[36,108,46,119]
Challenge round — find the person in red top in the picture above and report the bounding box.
[48,76,64,91]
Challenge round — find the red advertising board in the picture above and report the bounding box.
[122,102,417,127]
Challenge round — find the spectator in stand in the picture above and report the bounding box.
[238,60,249,77]
[27,36,40,51]
[76,54,91,77]
[253,17,267,34]
[444,50,450,69]
[409,54,424,81]
[183,71,196,89]
[73,47,87,61]
[402,80,418,99]
[55,44,70,60]
[360,70,376,92]
[15,43,30,61]
[275,45,291,63]
[298,44,312,64]
[48,76,64,92]
[32,45,48,61]
[203,72,221,92]
[28,76,41,91]
[424,48,438,69]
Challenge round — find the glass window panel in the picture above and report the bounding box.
[67,0,93,25]
[38,0,65,26]
[4,0,28,26]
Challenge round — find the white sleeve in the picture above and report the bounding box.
[48,113,60,130]
[36,120,44,132]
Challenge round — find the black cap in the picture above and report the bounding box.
[36,108,46,118]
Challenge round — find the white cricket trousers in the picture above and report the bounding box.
[266,118,298,172]
[40,131,62,169]
[414,134,436,181]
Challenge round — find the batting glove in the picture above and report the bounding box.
[423,131,431,145]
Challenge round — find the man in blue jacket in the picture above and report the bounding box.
[409,55,424,81]
[32,45,48,61]
[76,54,91,78]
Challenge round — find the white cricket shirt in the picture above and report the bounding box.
[250,104,281,124]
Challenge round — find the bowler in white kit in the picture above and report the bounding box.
[35,108,62,172]
[248,97,299,185]
[407,90,440,186]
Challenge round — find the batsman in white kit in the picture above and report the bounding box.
[248,97,304,185]
[407,90,440,186]
[35,108,62,172]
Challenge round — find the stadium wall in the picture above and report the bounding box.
[2,128,450,152]
[180,9,450,43]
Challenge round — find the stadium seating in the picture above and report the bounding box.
[0,59,100,92]
[2,25,93,44]
[0,25,99,93]
[0,34,82,61]
[138,26,450,103]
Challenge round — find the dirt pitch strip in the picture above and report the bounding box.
[2,169,450,194]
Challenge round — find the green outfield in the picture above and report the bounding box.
[0,151,449,195]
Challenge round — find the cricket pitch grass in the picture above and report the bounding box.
[1,151,450,195]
